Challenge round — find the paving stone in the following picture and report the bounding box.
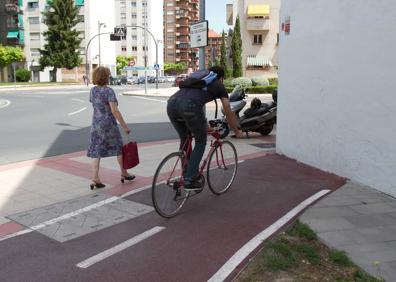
[345,213,396,228]
[300,206,359,220]
[301,217,355,232]
[357,226,396,243]
[349,203,396,215]
[318,229,370,248]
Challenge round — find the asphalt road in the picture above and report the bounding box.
[0,84,183,165]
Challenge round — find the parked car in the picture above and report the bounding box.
[127,77,137,85]
[115,76,127,85]
[157,77,166,83]
[137,76,146,84]
[166,76,176,83]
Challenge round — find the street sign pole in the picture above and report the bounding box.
[199,0,205,70]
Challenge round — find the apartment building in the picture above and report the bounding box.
[227,0,280,77]
[164,0,199,70]
[114,0,164,77]
[205,29,222,68]
[18,0,115,82]
[0,0,24,82]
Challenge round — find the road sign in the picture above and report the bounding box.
[154,64,160,70]
[110,34,121,41]
[123,66,152,71]
[190,20,208,48]
[114,26,127,40]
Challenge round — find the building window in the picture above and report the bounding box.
[167,2,174,6]
[77,15,84,23]
[79,48,85,55]
[131,1,136,7]
[29,17,40,25]
[30,32,40,41]
[120,1,126,8]
[253,34,263,44]
[143,46,148,51]
[121,13,126,19]
[28,1,39,9]
[31,48,40,56]
[167,11,174,15]
[121,46,127,52]
[167,28,174,33]
[132,35,137,40]
[277,33,279,45]
[131,13,137,19]
[132,46,137,51]
[167,18,175,24]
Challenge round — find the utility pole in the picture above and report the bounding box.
[199,0,205,70]
[98,21,106,66]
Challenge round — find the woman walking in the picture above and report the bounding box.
[87,67,135,189]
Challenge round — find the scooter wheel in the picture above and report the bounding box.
[259,124,274,136]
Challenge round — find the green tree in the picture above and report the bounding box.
[39,0,82,81]
[116,55,135,75]
[0,45,24,82]
[220,30,230,78]
[164,62,187,75]
[231,15,243,78]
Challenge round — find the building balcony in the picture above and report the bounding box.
[7,22,23,30]
[5,3,22,14]
[29,40,41,48]
[6,37,24,46]
[177,43,189,49]
[246,18,270,31]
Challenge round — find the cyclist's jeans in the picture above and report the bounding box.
[167,97,207,181]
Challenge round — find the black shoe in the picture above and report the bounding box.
[184,176,205,191]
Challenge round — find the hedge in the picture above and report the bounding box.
[16,69,31,82]
[226,85,277,94]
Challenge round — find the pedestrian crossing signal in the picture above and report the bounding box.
[114,27,127,40]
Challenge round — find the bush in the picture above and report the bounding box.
[225,85,277,94]
[231,77,252,89]
[16,68,31,82]
[223,78,233,88]
[268,77,278,85]
[251,76,270,86]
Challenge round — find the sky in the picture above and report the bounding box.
[205,0,232,34]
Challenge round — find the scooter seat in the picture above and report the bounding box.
[243,105,270,118]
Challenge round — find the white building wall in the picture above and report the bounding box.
[114,0,164,77]
[277,0,396,196]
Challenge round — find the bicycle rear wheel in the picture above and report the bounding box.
[207,141,238,195]
[152,152,189,218]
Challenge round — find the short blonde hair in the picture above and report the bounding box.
[92,67,111,86]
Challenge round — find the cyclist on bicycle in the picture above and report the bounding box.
[167,66,243,191]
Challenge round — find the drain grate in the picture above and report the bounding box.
[250,143,276,149]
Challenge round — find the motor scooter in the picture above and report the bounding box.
[211,86,277,138]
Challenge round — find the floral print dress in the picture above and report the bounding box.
[87,86,123,158]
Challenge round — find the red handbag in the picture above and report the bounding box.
[122,140,139,169]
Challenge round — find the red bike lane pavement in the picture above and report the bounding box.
[0,154,345,282]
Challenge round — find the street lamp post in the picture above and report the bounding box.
[199,0,205,70]
[98,21,106,66]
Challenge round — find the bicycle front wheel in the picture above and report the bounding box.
[207,141,238,195]
[152,152,189,218]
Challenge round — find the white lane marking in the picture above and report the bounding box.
[0,196,120,242]
[208,189,331,282]
[0,99,11,109]
[76,226,165,268]
[68,107,87,116]
[72,98,85,103]
[120,184,152,198]
[131,96,167,103]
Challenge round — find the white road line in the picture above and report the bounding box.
[131,96,167,103]
[76,226,165,268]
[0,196,120,242]
[0,99,11,109]
[208,189,331,282]
[72,98,85,103]
[68,107,87,116]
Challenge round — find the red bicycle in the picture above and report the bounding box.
[151,122,238,218]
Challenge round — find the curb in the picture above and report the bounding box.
[0,83,86,92]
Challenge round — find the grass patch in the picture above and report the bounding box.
[330,250,354,267]
[234,221,384,282]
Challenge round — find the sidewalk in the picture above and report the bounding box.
[0,83,85,92]
[300,181,396,281]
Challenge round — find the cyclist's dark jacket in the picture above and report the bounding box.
[171,79,229,106]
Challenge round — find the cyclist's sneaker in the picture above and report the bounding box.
[184,177,204,191]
